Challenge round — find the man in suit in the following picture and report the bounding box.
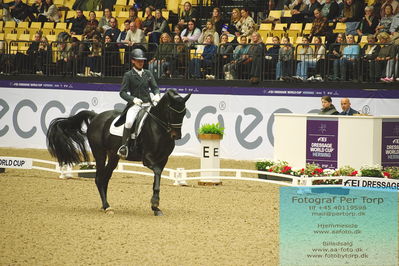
[117,48,161,159]
[340,98,360,115]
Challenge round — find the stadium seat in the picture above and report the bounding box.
[30,22,42,33]
[4,21,16,30]
[0,33,5,41]
[302,23,312,35]
[272,23,288,37]
[282,10,292,17]
[162,10,169,20]
[268,10,282,20]
[47,35,57,43]
[54,0,64,5]
[42,22,55,36]
[0,21,3,32]
[118,11,129,18]
[259,23,272,38]
[289,23,303,37]
[333,23,346,33]
[167,0,179,14]
[16,21,29,35]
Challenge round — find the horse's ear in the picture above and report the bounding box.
[183,93,191,103]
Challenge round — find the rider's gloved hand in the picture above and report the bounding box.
[133,97,143,106]
[152,94,161,106]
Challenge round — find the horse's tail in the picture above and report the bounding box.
[46,110,97,166]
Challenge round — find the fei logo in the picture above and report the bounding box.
[393,139,399,144]
[317,137,327,142]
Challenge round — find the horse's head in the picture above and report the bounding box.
[157,89,191,140]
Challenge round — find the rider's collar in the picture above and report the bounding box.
[133,67,144,77]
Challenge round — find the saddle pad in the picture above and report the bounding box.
[109,108,150,138]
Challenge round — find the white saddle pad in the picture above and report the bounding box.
[109,111,149,139]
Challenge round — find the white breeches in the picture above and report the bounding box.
[125,105,141,129]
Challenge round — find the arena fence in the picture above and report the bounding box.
[1,156,398,191]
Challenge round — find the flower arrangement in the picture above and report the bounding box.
[198,123,224,136]
[78,163,96,178]
[255,161,398,184]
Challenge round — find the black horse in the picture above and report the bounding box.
[47,89,191,216]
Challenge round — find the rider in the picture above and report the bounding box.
[117,48,161,159]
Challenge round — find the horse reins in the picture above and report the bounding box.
[146,104,186,133]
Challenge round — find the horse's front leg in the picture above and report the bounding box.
[151,166,163,216]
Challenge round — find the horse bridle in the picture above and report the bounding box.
[146,104,186,133]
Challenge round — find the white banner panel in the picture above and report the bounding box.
[1,86,399,160]
[0,157,32,169]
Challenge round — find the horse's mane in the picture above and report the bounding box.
[157,89,185,107]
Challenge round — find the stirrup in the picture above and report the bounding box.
[117,145,129,159]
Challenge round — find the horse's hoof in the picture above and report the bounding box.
[154,210,163,216]
[105,207,114,215]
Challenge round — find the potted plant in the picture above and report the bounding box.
[360,165,383,178]
[78,163,96,178]
[197,123,224,186]
[198,123,224,139]
[383,167,399,179]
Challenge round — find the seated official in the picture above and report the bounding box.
[340,98,360,115]
[318,95,339,115]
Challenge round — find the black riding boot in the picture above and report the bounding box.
[117,127,131,159]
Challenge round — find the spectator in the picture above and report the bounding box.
[218,33,234,78]
[103,35,121,76]
[173,24,183,38]
[264,36,280,80]
[276,36,293,80]
[105,17,121,42]
[117,19,131,44]
[310,8,329,38]
[375,31,396,82]
[102,0,116,11]
[361,34,380,82]
[318,96,339,115]
[198,20,220,45]
[98,8,112,32]
[294,36,314,80]
[389,12,399,32]
[248,32,265,84]
[129,7,142,29]
[148,33,173,78]
[339,34,360,81]
[356,6,379,36]
[288,0,307,23]
[1,0,35,22]
[40,0,59,22]
[87,11,99,27]
[70,9,88,35]
[124,20,146,51]
[381,0,399,18]
[303,0,322,22]
[149,9,170,44]
[321,0,340,21]
[140,0,165,10]
[376,4,394,33]
[226,8,241,39]
[32,0,48,22]
[142,7,155,35]
[337,0,364,23]
[181,20,201,47]
[179,2,198,28]
[172,35,188,78]
[237,8,256,39]
[86,35,102,77]
[35,36,51,75]
[307,36,326,81]
[15,31,41,74]
[329,32,345,81]
[223,35,249,80]
[210,7,223,35]
[340,98,360,115]
[189,34,217,79]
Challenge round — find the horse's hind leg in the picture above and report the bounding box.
[150,160,167,216]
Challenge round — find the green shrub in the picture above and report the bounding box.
[255,160,274,171]
[198,123,224,136]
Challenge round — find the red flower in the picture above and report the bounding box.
[300,168,305,173]
[282,166,292,173]
[383,172,391,178]
[268,168,273,172]
[315,168,323,174]
[350,171,358,176]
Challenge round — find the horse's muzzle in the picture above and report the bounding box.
[170,129,181,140]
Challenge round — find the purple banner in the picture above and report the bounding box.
[381,121,399,167]
[306,119,338,169]
[1,80,399,98]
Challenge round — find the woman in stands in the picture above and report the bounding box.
[87,11,99,27]
[179,2,198,28]
[339,34,360,81]
[236,8,255,41]
[99,8,113,31]
[128,7,142,30]
[225,8,241,43]
[172,35,188,78]
[294,36,314,81]
[375,32,396,82]
[35,36,51,75]
[41,0,60,22]
[361,34,380,82]
[307,36,326,81]
[32,0,48,22]
[320,0,340,22]
[198,20,220,45]
[149,9,170,44]
[264,36,280,80]
[336,0,363,23]
[148,33,173,78]
[189,34,217,79]
[356,6,379,36]
[103,35,121,76]
[210,7,223,35]
[87,35,102,77]
[223,35,249,80]
[376,4,394,33]
[329,32,345,81]
[181,20,201,47]
[218,33,234,79]
[276,36,293,80]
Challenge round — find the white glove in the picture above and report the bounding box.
[152,94,161,106]
[133,97,143,106]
